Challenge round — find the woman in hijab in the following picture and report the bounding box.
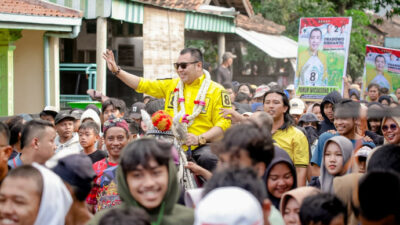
[263,147,297,210]
[280,187,320,225]
[317,136,353,193]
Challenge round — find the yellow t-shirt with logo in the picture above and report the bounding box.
[272,126,309,167]
[136,74,232,149]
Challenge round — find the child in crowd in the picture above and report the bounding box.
[88,138,194,225]
[78,121,107,163]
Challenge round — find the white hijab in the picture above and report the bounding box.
[32,163,72,225]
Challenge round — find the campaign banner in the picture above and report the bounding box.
[294,17,352,99]
[363,45,400,94]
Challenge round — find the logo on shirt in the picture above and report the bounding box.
[221,91,232,107]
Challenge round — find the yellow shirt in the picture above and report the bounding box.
[272,126,309,167]
[136,74,232,149]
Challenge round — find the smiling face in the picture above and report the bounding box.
[309,29,322,53]
[334,117,355,137]
[264,93,288,121]
[382,118,400,144]
[324,142,344,176]
[104,127,129,161]
[176,52,202,84]
[283,197,301,225]
[267,163,294,199]
[126,158,169,210]
[0,177,41,225]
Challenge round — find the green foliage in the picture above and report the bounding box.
[185,39,219,67]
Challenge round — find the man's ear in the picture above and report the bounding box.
[0,146,12,161]
[32,137,39,150]
[254,162,266,178]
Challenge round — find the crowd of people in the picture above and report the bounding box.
[0,47,400,225]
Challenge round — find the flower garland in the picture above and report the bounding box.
[173,69,211,129]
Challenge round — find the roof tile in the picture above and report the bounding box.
[236,14,285,35]
[0,0,82,18]
[136,0,205,11]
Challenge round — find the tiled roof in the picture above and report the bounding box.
[236,14,285,35]
[214,0,254,17]
[0,0,82,18]
[135,0,205,11]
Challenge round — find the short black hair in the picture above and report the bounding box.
[20,120,54,150]
[78,121,100,135]
[39,111,57,119]
[238,83,254,95]
[213,122,274,167]
[367,83,380,91]
[367,144,400,174]
[120,138,171,174]
[99,206,151,225]
[334,99,360,119]
[223,83,234,90]
[235,92,251,102]
[145,99,165,116]
[300,193,347,225]
[180,48,204,64]
[5,116,24,146]
[128,121,141,135]
[358,171,400,223]
[378,95,391,105]
[7,165,43,196]
[310,28,322,38]
[202,167,266,205]
[102,98,127,115]
[0,121,10,145]
[375,54,386,64]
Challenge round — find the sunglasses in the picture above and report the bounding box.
[382,123,398,132]
[173,61,198,70]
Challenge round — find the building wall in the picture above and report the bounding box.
[143,6,185,79]
[14,30,45,114]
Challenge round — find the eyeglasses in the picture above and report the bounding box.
[382,123,398,132]
[173,61,198,70]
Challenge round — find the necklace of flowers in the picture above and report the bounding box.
[173,69,211,128]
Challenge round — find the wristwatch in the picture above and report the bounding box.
[198,135,207,145]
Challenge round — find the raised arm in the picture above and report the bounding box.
[103,49,141,90]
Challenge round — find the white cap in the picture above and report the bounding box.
[194,187,264,225]
[289,98,305,115]
[286,84,295,91]
[43,105,59,113]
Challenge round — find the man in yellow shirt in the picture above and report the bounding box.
[103,48,231,171]
[263,90,309,186]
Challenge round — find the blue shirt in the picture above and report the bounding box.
[7,153,23,169]
[310,132,375,167]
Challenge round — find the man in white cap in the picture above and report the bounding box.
[214,52,237,86]
[194,187,264,225]
[289,98,306,124]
